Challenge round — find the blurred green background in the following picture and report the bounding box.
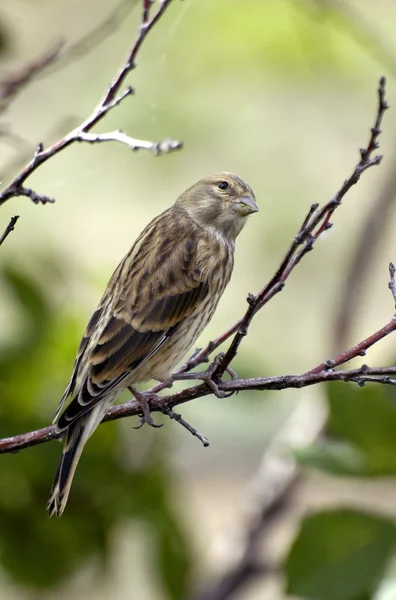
[1,0,396,599]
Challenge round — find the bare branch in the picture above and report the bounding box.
[334,164,396,352]
[0,0,180,206]
[211,76,388,379]
[2,335,396,454]
[306,264,396,375]
[0,215,19,246]
[76,130,182,155]
[97,0,172,108]
[0,78,391,458]
[0,0,137,108]
[0,424,61,454]
[189,76,393,600]
[161,405,210,447]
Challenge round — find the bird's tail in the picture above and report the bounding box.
[47,405,105,517]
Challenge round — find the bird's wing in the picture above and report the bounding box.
[55,216,215,430]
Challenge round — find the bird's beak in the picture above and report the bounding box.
[232,196,259,216]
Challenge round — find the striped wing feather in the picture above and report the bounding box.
[55,213,214,430]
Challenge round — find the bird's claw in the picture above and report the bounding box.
[203,378,234,398]
[202,375,227,398]
[220,365,237,397]
[225,365,238,380]
[201,353,228,398]
[133,412,163,429]
[133,415,145,430]
[129,386,163,429]
[171,352,234,398]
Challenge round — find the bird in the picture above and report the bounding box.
[47,172,258,517]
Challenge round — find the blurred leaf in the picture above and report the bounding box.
[286,509,396,600]
[0,262,193,592]
[327,382,396,475]
[0,266,49,357]
[294,440,369,476]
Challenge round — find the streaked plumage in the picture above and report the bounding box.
[47,172,258,517]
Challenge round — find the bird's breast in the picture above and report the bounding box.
[133,284,229,383]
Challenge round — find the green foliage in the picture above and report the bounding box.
[286,510,396,600]
[294,440,369,476]
[294,382,396,477]
[175,0,364,79]
[328,381,396,476]
[0,264,192,597]
[288,381,396,600]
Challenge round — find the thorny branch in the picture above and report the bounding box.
[0,0,180,207]
[0,77,393,456]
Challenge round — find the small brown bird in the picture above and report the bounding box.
[47,172,258,516]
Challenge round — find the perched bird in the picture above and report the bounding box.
[47,172,258,517]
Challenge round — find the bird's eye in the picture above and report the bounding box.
[218,181,229,190]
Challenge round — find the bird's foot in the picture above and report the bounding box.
[128,386,163,429]
[172,353,235,398]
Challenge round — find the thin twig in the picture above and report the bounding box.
[0,117,79,183]
[76,130,182,155]
[2,269,396,454]
[2,363,396,454]
[0,215,19,246]
[211,76,388,380]
[0,0,137,107]
[306,262,396,375]
[389,262,396,304]
[190,70,392,600]
[0,0,180,206]
[334,164,396,352]
[161,406,210,447]
[0,77,392,458]
[0,1,138,178]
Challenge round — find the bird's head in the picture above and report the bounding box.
[176,172,258,241]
